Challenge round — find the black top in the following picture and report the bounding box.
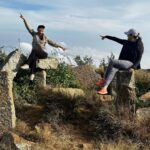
[105,36,144,69]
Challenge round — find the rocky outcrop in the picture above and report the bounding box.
[35,57,59,87]
[0,50,26,128]
[115,71,136,117]
[72,65,101,89]
[0,49,59,128]
[0,72,16,128]
[0,49,26,80]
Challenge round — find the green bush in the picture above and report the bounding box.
[135,81,150,108]
[13,63,81,109]
[46,63,80,88]
[135,81,150,97]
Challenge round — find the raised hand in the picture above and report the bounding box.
[100,35,106,40]
[20,13,25,21]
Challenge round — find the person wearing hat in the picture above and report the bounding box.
[20,14,66,84]
[96,29,144,95]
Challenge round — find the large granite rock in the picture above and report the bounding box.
[0,72,16,128]
[72,65,101,89]
[0,49,26,79]
[115,71,136,117]
[0,50,26,128]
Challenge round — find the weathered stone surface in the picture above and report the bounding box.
[117,71,135,88]
[0,132,18,150]
[136,107,150,124]
[36,57,58,70]
[115,71,136,117]
[0,132,34,150]
[0,49,26,128]
[140,92,150,101]
[72,65,101,89]
[35,70,47,87]
[0,49,26,79]
[35,57,58,87]
[0,72,16,128]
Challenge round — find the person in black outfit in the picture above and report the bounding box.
[96,29,144,95]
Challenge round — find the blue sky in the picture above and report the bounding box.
[0,0,150,68]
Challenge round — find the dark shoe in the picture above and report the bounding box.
[29,80,34,86]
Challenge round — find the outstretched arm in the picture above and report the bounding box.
[20,14,35,36]
[100,35,126,45]
[47,38,66,51]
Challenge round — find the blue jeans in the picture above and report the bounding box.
[104,59,133,87]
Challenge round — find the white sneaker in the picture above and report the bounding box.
[30,74,35,81]
[21,64,29,70]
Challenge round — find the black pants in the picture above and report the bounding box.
[26,49,48,74]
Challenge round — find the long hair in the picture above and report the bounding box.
[136,34,144,53]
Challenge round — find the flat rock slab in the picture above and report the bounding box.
[136,107,150,124]
[38,86,85,100]
[36,57,59,70]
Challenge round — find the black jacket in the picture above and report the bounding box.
[105,36,144,69]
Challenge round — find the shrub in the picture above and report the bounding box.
[46,63,80,88]
[13,63,81,109]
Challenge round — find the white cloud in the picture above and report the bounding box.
[20,42,32,56]
[0,0,150,69]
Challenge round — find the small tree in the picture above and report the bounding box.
[0,49,7,65]
[97,52,115,77]
[83,56,93,65]
[74,55,93,66]
[99,52,115,68]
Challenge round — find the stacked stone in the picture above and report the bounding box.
[115,71,136,119]
[35,57,58,87]
[0,49,26,128]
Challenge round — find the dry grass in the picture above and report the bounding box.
[135,69,150,83]
[99,140,139,150]
[13,86,150,150]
